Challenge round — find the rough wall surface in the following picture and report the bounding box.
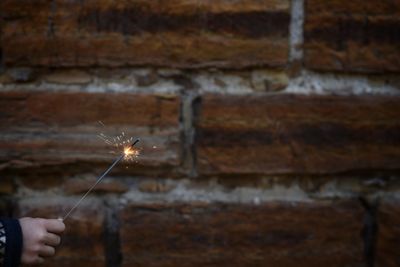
[2,0,290,68]
[304,0,400,73]
[0,0,399,266]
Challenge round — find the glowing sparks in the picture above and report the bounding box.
[62,138,140,221]
[123,145,140,161]
[98,131,141,162]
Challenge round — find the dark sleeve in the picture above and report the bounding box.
[0,218,23,267]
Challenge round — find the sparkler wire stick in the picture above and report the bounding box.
[62,139,140,221]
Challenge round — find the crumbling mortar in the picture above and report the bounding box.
[104,198,123,267]
[359,197,379,267]
[48,0,56,37]
[1,67,399,95]
[180,90,200,178]
[289,0,304,63]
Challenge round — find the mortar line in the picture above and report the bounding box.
[180,90,199,178]
[359,197,378,267]
[289,0,305,63]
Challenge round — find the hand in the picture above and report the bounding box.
[19,218,65,265]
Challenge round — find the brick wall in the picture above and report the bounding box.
[1,0,400,266]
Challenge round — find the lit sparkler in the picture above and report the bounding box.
[98,131,142,161]
[62,138,140,221]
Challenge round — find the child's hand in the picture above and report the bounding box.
[19,218,65,265]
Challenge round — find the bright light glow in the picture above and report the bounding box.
[98,131,140,162]
[123,145,140,161]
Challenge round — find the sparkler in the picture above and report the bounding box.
[61,138,140,221]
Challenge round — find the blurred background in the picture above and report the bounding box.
[1,0,399,266]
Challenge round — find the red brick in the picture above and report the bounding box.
[304,0,400,73]
[64,177,128,194]
[2,0,50,34]
[0,176,15,194]
[306,0,400,15]
[120,201,364,267]
[0,92,179,127]
[197,94,400,175]
[43,70,92,85]
[0,92,180,176]
[16,197,106,267]
[18,175,65,191]
[2,0,289,68]
[376,198,400,267]
[138,180,175,193]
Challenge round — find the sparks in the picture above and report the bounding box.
[98,131,142,161]
[62,138,140,221]
[123,141,140,161]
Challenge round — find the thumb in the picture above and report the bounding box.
[44,219,66,234]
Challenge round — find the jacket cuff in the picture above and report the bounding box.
[0,221,5,264]
[0,218,22,267]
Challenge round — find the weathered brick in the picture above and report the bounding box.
[120,201,364,267]
[197,94,400,175]
[304,0,400,73]
[138,180,175,193]
[376,198,400,267]
[18,175,65,191]
[2,0,289,68]
[43,70,92,85]
[0,176,14,194]
[16,197,106,267]
[6,68,37,83]
[2,0,50,34]
[0,73,14,84]
[64,176,128,194]
[0,92,180,176]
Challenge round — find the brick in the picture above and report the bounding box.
[0,176,15,194]
[304,0,400,73]
[0,73,14,84]
[43,70,92,85]
[16,197,106,267]
[138,180,175,193]
[0,92,180,176]
[18,175,65,191]
[197,94,400,175]
[376,198,400,267]
[2,0,50,34]
[120,201,364,267]
[6,68,37,83]
[64,176,128,194]
[305,0,400,15]
[2,0,289,68]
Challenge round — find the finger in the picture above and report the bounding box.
[39,245,55,257]
[44,233,61,246]
[43,219,65,234]
[34,256,45,265]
